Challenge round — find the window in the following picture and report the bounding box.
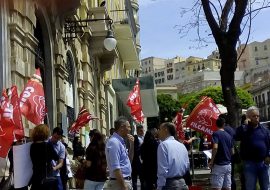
[256,60,259,65]
[255,96,258,105]
[162,78,164,82]
[255,46,258,51]
[263,93,265,104]
[264,45,268,50]
[155,73,157,77]
[267,91,270,104]
[149,67,151,72]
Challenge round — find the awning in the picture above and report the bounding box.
[112,76,159,117]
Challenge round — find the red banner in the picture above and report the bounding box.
[186,97,221,136]
[20,68,46,125]
[69,107,98,134]
[0,124,14,158]
[127,79,144,123]
[0,88,18,157]
[173,110,185,141]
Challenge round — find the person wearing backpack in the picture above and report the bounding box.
[235,106,270,190]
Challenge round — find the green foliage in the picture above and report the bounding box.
[157,94,181,122]
[178,86,254,115]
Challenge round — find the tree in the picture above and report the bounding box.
[178,0,270,127]
[179,86,254,116]
[157,94,181,122]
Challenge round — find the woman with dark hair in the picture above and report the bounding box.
[30,124,59,190]
[140,128,159,190]
[83,130,107,190]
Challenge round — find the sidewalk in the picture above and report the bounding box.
[192,169,211,189]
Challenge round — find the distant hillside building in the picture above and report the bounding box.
[237,39,270,70]
[141,50,245,94]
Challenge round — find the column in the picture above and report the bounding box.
[0,0,10,91]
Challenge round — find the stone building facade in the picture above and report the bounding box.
[0,0,140,145]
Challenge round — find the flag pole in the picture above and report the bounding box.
[46,113,51,131]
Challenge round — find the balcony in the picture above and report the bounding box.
[114,6,140,70]
[88,7,117,72]
[55,0,81,15]
[88,7,110,35]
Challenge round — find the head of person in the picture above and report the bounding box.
[136,124,144,137]
[246,106,260,127]
[219,114,228,124]
[109,128,115,136]
[144,128,158,144]
[51,127,64,143]
[90,130,105,148]
[241,114,247,125]
[73,135,80,145]
[216,116,225,129]
[31,124,50,143]
[114,116,131,138]
[158,122,176,141]
[89,129,98,140]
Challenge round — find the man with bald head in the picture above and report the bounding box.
[157,122,189,190]
[235,106,270,190]
[103,116,134,190]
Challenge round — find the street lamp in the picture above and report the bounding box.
[64,17,117,51]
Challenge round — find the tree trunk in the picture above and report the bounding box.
[219,44,240,128]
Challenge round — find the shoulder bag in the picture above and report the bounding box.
[41,143,58,189]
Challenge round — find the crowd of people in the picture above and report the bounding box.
[3,105,270,190]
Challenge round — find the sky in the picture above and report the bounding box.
[138,0,270,59]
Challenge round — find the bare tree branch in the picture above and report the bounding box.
[201,0,221,42]
[244,5,270,16]
[228,0,249,45]
[237,0,252,63]
[220,0,234,32]
[217,0,223,12]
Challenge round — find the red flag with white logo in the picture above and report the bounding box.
[0,88,15,157]
[20,68,46,125]
[127,79,144,123]
[0,124,14,158]
[69,107,98,134]
[173,109,185,141]
[3,86,24,140]
[186,97,221,136]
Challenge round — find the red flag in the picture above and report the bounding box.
[127,79,144,123]
[0,88,17,157]
[20,68,46,125]
[69,107,98,134]
[186,97,221,136]
[173,109,185,141]
[0,124,14,158]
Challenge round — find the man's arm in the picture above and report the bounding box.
[209,143,218,169]
[53,159,64,171]
[127,134,134,162]
[53,143,65,171]
[209,132,218,169]
[114,169,128,190]
[157,143,168,190]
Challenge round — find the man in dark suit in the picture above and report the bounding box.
[132,125,145,190]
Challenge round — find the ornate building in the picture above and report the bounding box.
[0,0,141,145]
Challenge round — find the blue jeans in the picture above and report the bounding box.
[84,179,105,190]
[243,161,269,190]
[56,176,64,190]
